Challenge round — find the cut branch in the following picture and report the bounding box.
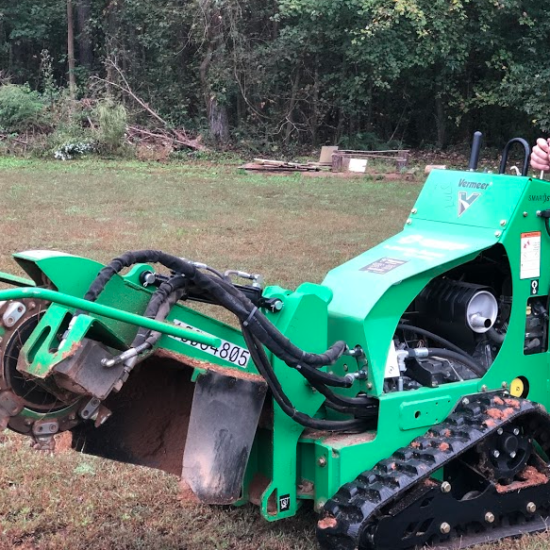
[94,59,208,151]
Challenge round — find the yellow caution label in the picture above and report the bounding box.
[510,378,525,397]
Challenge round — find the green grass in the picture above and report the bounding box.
[0,158,546,550]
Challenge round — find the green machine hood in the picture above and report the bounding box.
[322,170,531,393]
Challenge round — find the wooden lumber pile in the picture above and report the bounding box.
[240,158,329,172]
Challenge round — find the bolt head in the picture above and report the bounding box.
[500,219,507,226]
[411,208,417,214]
[526,502,537,514]
[492,450,500,459]
[509,451,517,459]
[317,457,327,467]
[495,231,502,237]
[523,212,528,217]
[513,427,520,436]
[440,522,451,535]
[485,512,495,523]
[406,218,412,225]
[367,382,373,390]
[462,398,470,406]
[481,385,487,392]
[497,428,504,435]
[441,481,451,494]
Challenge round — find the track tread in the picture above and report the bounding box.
[316,393,548,550]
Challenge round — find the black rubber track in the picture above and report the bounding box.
[316,393,550,550]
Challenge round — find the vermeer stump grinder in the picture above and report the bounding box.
[1,134,550,549]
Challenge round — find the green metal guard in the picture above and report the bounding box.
[0,287,221,347]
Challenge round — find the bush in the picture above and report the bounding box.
[54,141,96,161]
[0,84,45,133]
[94,99,128,154]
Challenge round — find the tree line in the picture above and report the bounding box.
[1,0,550,152]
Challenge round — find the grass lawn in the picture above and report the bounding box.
[0,157,547,550]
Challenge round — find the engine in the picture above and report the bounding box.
[385,246,547,393]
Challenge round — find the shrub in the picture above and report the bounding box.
[0,84,45,133]
[54,141,96,161]
[94,99,128,154]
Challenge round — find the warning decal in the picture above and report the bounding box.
[520,231,541,280]
[361,257,407,274]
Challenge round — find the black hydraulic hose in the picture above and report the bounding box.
[83,250,369,423]
[132,274,188,348]
[84,249,378,427]
[397,323,475,360]
[413,347,485,377]
[242,327,371,430]
[296,364,352,388]
[300,371,378,414]
[82,250,348,371]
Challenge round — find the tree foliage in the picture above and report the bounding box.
[0,0,549,150]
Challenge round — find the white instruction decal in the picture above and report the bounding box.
[520,231,541,280]
[170,320,250,368]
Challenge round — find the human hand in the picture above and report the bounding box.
[531,137,550,171]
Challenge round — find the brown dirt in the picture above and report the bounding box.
[177,478,200,504]
[493,396,504,406]
[496,465,548,494]
[320,431,376,449]
[411,441,421,448]
[484,419,497,428]
[442,429,451,437]
[317,516,338,530]
[297,480,314,496]
[156,349,265,383]
[71,351,195,477]
[486,407,515,420]
[53,431,73,453]
[504,398,520,409]
[249,473,271,505]
[438,442,450,452]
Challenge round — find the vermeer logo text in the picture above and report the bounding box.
[458,179,490,190]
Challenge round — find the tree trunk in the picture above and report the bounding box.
[208,98,230,144]
[284,71,300,145]
[104,0,121,95]
[435,94,447,149]
[67,0,77,99]
[76,0,93,70]
[198,0,230,145]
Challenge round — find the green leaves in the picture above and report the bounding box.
[0,84,45,133]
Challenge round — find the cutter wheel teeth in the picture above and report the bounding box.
[316,394,550,550]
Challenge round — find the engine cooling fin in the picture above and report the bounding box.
[316,393,550,550]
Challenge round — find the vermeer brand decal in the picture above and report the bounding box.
[458,178,491,190]
[458,191,481,217]
[279,495,291,511]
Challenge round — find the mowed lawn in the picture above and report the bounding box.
[0,157,546,550]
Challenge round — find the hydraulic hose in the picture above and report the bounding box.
[83,250,349,374]
[242,327,372,430]
[82,249,377,427]
[397,323,475,360]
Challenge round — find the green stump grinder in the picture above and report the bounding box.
[2,133,550,549]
